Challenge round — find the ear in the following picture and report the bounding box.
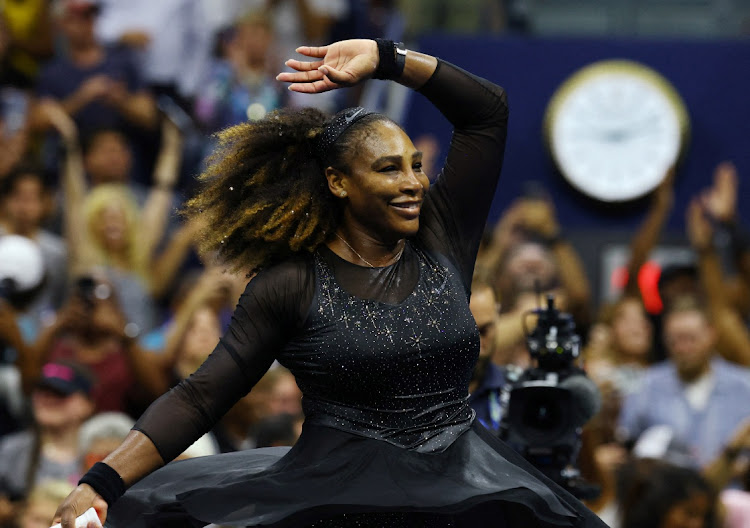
[325,166,349,199]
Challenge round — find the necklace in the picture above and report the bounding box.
[335,233,404,268]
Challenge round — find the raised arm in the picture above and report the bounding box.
[53,260,313,526]
[40,99,93,272]
[139,118,183,281]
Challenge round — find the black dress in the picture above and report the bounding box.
[105,61,607,528]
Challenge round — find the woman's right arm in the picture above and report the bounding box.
[53,259,314,526]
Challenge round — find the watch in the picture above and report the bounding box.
[544,60,690,202]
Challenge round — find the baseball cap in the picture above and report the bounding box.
[37,361,95,397]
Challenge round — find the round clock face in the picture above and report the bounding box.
[544,60,689,202]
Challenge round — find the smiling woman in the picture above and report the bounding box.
[53,39,607,528]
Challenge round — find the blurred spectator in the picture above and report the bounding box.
[0,360,95,524]
[77,411,134,472]
[476,196,591,370]
[0,165,68,327]
[28,275,165,414]
[0,18,31,180]
[94,0,212,103]
[0,0,54,88]
[34,0,157,133]
[16,479,74,528]
[585,296,655,397]
[246,0,347,112]
[194,11,285,134]
[618,295,750,467]
[616,457,717,528]
[685,164,750,367]
[31,0,157,180]
[468,278,507,434]
[478,196,591,326]
[42,101,197,323]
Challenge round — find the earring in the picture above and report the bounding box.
[340,191,347,197]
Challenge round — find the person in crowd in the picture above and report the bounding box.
[52,38,606,527]
[16,479,74,528]
[0,165,68,328]
[93,0,212,104]
[32,0,157,135]
[0,21,31,181]
[0,360,95,524]
[615,457,717,528]
[684,166,750,367]
[26,275,165,415]
[478,195,591,331]
[713,422,750,528]
[194,11,286,134]
[468,278,507,434]
[40,100,197,319]
[618,295,750,468]
[77,412,135,473]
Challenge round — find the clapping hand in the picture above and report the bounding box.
[277,39,379,93]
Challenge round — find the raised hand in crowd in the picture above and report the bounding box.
[705,418,750,491]
[686,196,750,366]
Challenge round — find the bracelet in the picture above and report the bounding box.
[373,39,407,80]
[78,462,126,507]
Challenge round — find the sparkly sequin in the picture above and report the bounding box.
[277,243,479,453]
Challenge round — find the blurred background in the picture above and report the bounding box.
[1,1,750,527]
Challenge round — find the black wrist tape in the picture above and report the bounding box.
[373,39,405,80]
[79,462,126,507]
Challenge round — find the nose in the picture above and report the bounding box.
[399,168,425,196]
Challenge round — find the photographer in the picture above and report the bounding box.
[27,274,166,416]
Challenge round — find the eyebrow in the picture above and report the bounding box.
[370,151,423,169]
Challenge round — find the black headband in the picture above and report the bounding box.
[314,107,376,162]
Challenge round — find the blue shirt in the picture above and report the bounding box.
[618,357,750,467]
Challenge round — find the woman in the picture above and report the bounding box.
[53,38,605,527]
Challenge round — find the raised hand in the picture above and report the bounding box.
[701,161,738,223]
[276,39,378,94]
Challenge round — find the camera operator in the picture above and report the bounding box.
[468,278,509,434]
[498,293,602,500]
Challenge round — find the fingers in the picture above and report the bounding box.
[294,45,328,59]
[283,58,324,72]
[276,68,325,84]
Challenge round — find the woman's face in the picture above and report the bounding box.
[94,203,129,251]
[32,388,93,429]
[660,492,710,528]
[334,121,430,242]
[611,298,653,359]
[179,307,222,377]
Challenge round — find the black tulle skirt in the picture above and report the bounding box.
[105,422,607,527]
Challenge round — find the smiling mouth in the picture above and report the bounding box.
[389,202,422,218]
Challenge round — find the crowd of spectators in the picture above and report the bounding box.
[1,1,749,528]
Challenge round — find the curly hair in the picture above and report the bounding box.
[183,107,392,273]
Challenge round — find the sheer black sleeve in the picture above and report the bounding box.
[133,258,315,462]
[415,60,509,292]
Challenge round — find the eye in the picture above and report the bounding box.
[379,165,398,173]
[413,162,423,171]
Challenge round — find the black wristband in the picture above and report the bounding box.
[373,39,406,80]
[78,462,126,507]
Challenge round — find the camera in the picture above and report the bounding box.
[499,294,602,499]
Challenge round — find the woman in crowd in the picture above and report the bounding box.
[54,38,605,527]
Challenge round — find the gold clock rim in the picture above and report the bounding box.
[543,59,691,202]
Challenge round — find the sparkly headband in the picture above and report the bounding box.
[314,107,376,162]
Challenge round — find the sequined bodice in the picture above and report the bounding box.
[277,245,479,452]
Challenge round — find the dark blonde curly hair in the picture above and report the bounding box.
[183,107,391,273]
